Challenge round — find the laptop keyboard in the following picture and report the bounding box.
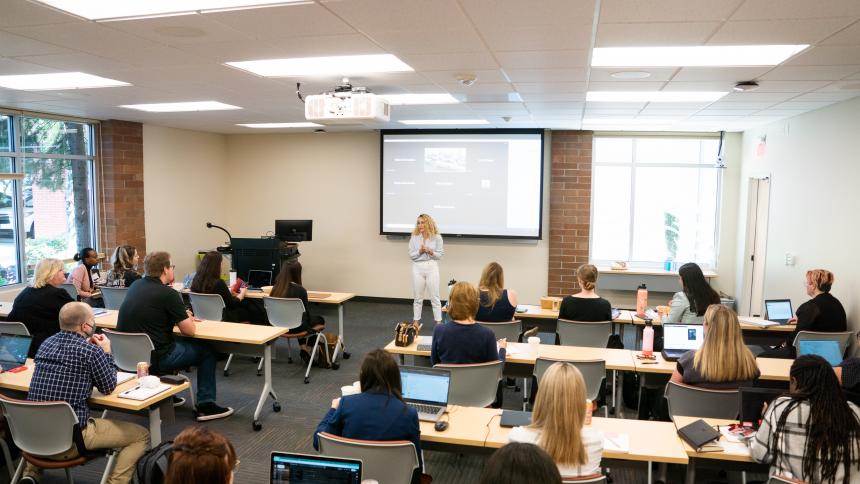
[408,403,442,415]
[417,344,432,352]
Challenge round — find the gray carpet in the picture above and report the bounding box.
[6,301,765,483]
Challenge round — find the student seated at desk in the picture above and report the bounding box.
[508,362,603,477]
[663,262,721,325]
[313,349,423,482]
[431,281,506,365]
[105,245,141,288]
[270,260,325,364]
[751,355,860,484]
[558,264,612,322]
[479,442,562,484]
[165,426,237,484]
[118,251,233,422]
[475,262,518,322]
[8,258,74,358]
[66,247,104,307]
[22,302,149,484]
[670,305,760,389]
[190,251,265,325]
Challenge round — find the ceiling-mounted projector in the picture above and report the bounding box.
[303,78,390,124]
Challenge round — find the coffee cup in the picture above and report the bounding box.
[140,375,160,389]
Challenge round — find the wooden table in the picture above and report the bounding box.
[672,415,767,484]
[0,359,189,445]
[631,351,791,382]
[420,405,688,481]
[96,310,289,431]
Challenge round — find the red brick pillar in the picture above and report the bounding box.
[548,131,593,297]
[98,120,145,258]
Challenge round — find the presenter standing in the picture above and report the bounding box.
[409,214,444,325]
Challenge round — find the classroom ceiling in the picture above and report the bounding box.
[1,0,860,133]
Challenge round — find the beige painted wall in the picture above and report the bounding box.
[738,95,860,336]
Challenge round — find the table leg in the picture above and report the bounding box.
[330,304,347,362]
[611,370,617,414]
[647,461,652,484]
[685,458,696,484]
[148,406,162,446]
[252,343,279,430]
[522,377,529,411]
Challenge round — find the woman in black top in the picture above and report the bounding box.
[105,245,141,288]
[475,262,518,322]
[558,264,612,322]
[9,258,74,357]
[270,260,325,363]
[190,252,265,324]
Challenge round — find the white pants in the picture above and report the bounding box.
[412,260,441,322]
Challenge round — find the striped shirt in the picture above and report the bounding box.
[750,396,860,482]
[508,425,603,477]
[28,331,116,426]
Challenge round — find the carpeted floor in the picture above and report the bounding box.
[4,301,766,483]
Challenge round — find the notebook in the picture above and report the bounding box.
[798,340,843,366]
[661,325,704,361]
[764,299,793,324]
[400,366,450,422]
[116,371,136,385]
[270,452,361,484]
[118,383,171,400]
[0,333,31,370]
[416,335,432,352]
[678,419,721,451]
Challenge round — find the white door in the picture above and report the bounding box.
[740,177,770,316]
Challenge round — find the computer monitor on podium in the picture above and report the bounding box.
[276,220,312,242]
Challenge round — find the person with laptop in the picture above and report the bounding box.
[508,362,603,477]
[8,258,74,358]
[117,251,234,422]
[190,251,265,324]
[663,262,721,325]
[313,349,423,482]
[431,281,506,365]
[750,355,860,483]
[270,260,325,365]
[165,426,237,484]
[557,264,612,323]
[670,305,760,389]
[21,302,149,484]
[475,262,519,322]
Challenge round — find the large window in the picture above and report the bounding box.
[0,112,97,287]
[590,136,721,270]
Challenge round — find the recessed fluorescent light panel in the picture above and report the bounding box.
[379,94,458,105]
[592,45,808,67]
[226,54,414,77]
[399,119,489,125]
[237,122,322,128]
[0,72,129,90]
[586,91,728,102]
[120,101,241,112]
[33,0,309,21]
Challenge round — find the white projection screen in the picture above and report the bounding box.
[380,129,544,239]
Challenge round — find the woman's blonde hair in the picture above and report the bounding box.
[448,281,480,321]
[412,213,439,237]
[806,269,834,293]
[576,264,599,291]
[32,258,64,289]
[694,305,759,382]
[479,262,505,308]
[530,362,588,467]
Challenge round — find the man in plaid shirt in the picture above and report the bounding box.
[21,302,149,484]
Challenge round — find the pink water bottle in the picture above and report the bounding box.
[636,283,648,316]
[642,319,654,357]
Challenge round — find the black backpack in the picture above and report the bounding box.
[133,440,173,484]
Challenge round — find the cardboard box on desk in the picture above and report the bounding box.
[540,297,562,310]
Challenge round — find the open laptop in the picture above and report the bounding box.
[247,269,273,290]
[739,387,785,428]
[660,324,704,361]
[270,452,361,484]
[764,299,793,324]
[798,340,843,365]
[0,334,31,370]
[400,366,450,422]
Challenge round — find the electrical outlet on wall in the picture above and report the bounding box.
[785,253,795,266]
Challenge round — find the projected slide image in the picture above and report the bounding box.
[424,147,466,172]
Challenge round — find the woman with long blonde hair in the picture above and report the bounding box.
[476,262,518,322]
[508,362,603,476]
[408,213,444,324]
[671,304,760,388]
[8,258,74,357]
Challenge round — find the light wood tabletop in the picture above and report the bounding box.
[631,351,791,382]
[672,416,754,463]
[0,359,190,412]
[420,406,689,464]
[235,290,356,304]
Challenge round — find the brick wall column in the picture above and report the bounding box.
[98,120,145,260]
[548,131,593,297]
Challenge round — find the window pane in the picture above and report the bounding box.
[0,168,21,286]
[591,165,632,261]
[630,166,719,266]
[21,117,91,156]
[0,156,11,172]
[23,158,94,272]
[594,138,632,164]
[0,115,10,152]
[699,139,720,164]
[636,138,702,164]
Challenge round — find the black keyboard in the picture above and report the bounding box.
[417,344,432,352]
[409,403,443,415]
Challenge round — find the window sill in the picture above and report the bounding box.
[595,266,717,278]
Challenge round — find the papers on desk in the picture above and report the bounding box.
[93,309,112,318]
[118,383,171,401]
[603,432,630,453]
[116,371,136,385]
[739,316,779,327]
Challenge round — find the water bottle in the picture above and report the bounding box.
[636,283,648,316]
[642,319,654,357]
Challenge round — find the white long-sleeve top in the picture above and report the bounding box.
[408,234,444,262]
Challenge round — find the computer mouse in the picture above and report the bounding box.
[434,420,448,432]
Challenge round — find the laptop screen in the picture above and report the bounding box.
[739,387,785,428]
[400,367,450,406]
[271,452,361,484]
[0,334,31,366]
[798,340,843,366]
[247,270,273,288]
[663,325,704,351]
[765,300,793,321]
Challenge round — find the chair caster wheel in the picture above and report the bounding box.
[253,421,262,431]
[331,363,340,370]
[304,377,310,384]
[343,352,351,359]
[257,370,262,377]
[273,402,281,412]
[223,370,230,377]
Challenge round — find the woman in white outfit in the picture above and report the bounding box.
[409,214,444,324]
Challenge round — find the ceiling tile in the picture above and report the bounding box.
[759,65,860,81]
[706,101,779,109]
[589,68,678,82]
[596,22,719,47]
[730,0,860,20]
[588,81,665,91]
[480,28,593,52]
[820,20,860,45]
[0,30,69,57]
[672,67,772,82]
[525,101,586,112]
[661,80,735,91]
[102,14,251,46]
[0,0,81,28]
[0,57,58,75]
[816,80,860,91]
[460,0,594,29]
[14,52,133,73]
[753,80,831,92]
[707,18,853,45]
[518,92,587,102]
[466,103,529,115]
[505,68,588,83]
[787,91,860,101]
[784,46,860,66]
[718,92,800,102]
[513,82,588,93]
[207,3,356,39]
[322,0,473,33]
[370,29,486,55]
[398,52,498,71]
[495,50,589,70]
[771,100,839,110]
[434,82,515,95]
[422,69,507,84]
[599,0,743,22]
[267,34,385,58]
[698,107,761,115]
